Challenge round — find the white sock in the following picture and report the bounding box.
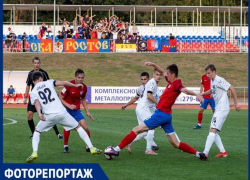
[64,145,68,148]
[77,127,93,149]
[114,146,121,152]
[215,133,226,153]
[198,123,201,126]
[146,130,155,152]
[152,141,158,147]
[203,132,216,155]
[175,132,181,142]
[32,131,40,153]
[132,132,147,144]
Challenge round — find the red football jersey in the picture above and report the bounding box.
[60,80,87,110]
[201,74,213,99]
[157,76,184,114]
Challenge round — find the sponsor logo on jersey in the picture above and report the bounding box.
[168,85,171,88]
[80,91,83,95]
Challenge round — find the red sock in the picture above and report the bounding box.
[63,129,70,146]
[198,112,203,124]
[118,131,137,149]
[179,142,197,155]
[86,131,90,138]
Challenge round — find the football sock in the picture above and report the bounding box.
[63,129,70,146]
[114,146,121,152]
[77,127,93,149]
[215,133,226,153]
[178,142,197,154]
[28,119,35,135]
[118,131,137,150]
[53,125,60,135]
[146,130,155,152]
[198,112,203,125]
[86,131,91,138]
[203,132,216,154]
[32,131,40,153]
[152,141,158,147]
[132,132,147,144]
[64,145,68,148]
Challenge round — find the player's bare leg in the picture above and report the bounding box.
[167,132,207,161]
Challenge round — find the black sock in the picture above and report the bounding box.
[28,119,35,135]
[53,125,60,135]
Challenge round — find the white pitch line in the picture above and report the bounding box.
[3,118,17,126]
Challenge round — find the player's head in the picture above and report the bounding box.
[32,72,43,84]
[166,64,178,81]
[153,69,162,83]
[75,68,85,84]
[140,72,149,86]
[10,85,13,89]
[205,64,216,79]
[32,57,41,71]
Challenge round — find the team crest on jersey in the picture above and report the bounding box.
[80,91,83,95]
[168,84,171,88]
[150,86,154,90]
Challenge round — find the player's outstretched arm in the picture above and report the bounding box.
[145,62,166,76]
[122,96,139,110]
[34,99,45,121]
[82,98,94,120]
[23,85,30,104]
[181,88,204,103]
[59,94,76,110]
[55,81,83,88]
[229,86,241,111]
[200,89,212,96]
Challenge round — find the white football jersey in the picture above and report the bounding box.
[137,78,160,110]
[211,75,231,110]
[30,79,67,115]
[135,85,145,99]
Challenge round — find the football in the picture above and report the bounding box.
[104,146,116,160]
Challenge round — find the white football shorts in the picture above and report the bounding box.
[135,106,155,125]
[36,112,78,132]
[210,110,230,131]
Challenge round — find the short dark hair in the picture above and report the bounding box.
[166,64,178,77]
[32,72,43,82]
[75,68,85,77]
[205,64,216,72]
[141,72,149,79]
[32,57,40,63]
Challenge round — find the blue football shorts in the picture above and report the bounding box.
[200,98,215,110]
[66,109,85,122]
[144,109,174,133]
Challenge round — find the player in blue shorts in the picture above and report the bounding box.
[194,74,215,129]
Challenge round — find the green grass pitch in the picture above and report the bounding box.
[3,108,247,180]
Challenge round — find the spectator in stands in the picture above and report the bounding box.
[11,33,17,52]
[6,85,16,104]
[84,23,91,39]
[37,32,41,39]
[22,32,27,52]
[5,32,12,52]
[41,23,47,38]
[97,27,104,39]
[58,31,64,39]
[58,17,69,25]
[75,29,79,39]
[62,22,68,37]
[125,22,129,34]
[47,24,52,35]
[84,14,96,23]
[78,24,84,39]
[169,33,175,40]
[132,22,138,36]
[73,17,78,32]
[90,28,97,39]
[7,27,12,34]
[66,28,73,39]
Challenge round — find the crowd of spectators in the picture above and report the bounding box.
[56,14,140,41]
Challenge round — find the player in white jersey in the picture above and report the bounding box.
[26,72,102,163]
[200,64,241,159]
[122,71,161,155]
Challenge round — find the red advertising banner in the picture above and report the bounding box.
[87,39,99,52]
[41,39,52,52]
[64,39,76,52]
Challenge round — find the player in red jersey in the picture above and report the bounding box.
[194,74,215,129]
[104,62,207,161]
[59,69,94,153]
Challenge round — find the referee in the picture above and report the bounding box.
[23,57,63,139]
